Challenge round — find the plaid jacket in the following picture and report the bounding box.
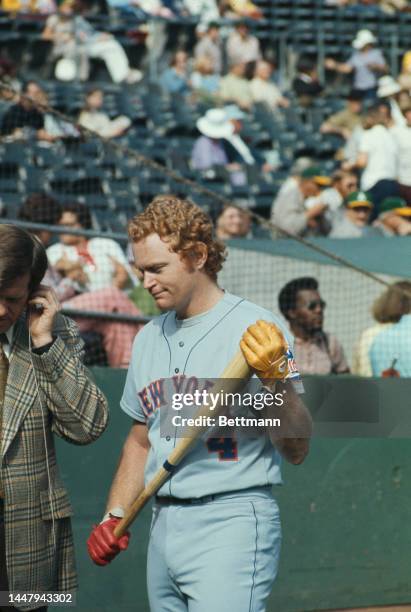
[1,313,108,609]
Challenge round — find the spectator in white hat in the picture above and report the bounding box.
[191,108,232,171]
[193,104,257,164]
[377,75,406,127]
[223,104,256,166]
[191,105,267,184]
[325,29,387,99]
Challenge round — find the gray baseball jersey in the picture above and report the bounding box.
[121,291,301,498]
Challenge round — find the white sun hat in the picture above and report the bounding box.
[54,58,77,81]
[377,75,401,98]
[352,29,377,50]
[196,108,234,139]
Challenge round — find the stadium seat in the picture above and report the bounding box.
[46,168,107,196]
[0,178,22,194]
[111,194,143,215]
[32,146,62,169]
[24,166,44,191]
[72,176,106,195]
[137,179,172,206]
[0,33,26,63]
[64,139,103,160]
[0,143,31,166]
[0,161,19,178]
[15,18,45,34]
[77,194,110,209]
[91,207,127,232]
[2,192,23,219]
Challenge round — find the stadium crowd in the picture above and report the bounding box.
[2,0,411,17]
[0,0,410,373]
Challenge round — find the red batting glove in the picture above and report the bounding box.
[87,517,130,566]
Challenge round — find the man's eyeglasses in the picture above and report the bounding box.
[306,299,326,311]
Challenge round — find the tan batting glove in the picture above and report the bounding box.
[240,320,289,385]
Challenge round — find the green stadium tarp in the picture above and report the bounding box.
[52,369,411,612]
[227,237,411,279]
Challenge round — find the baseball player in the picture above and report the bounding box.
[87,196,312,611]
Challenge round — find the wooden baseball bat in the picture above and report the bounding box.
[113,349,251,537]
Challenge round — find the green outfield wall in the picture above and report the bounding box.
[52,369,411,612]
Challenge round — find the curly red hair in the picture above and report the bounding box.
[128,195,226,280]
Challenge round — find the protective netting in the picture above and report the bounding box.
[0,81,410,376]
[219,240,409,377]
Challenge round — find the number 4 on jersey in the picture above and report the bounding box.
[206,437,238,461]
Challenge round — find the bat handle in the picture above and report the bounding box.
[113,495,148,538]
[113,465,172,538]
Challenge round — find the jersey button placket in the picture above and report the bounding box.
[172,341,182,443]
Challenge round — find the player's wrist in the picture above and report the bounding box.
[101,506,125,524]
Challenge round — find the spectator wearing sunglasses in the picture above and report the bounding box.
[279,277,349,375]
[330,191,381,238]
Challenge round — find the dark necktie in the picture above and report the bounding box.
[0,334,8,401]
[0,334,9,498]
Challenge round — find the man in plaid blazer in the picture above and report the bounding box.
[0,224,108,610]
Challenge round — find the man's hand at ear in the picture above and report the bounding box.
[27,285,60,348]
